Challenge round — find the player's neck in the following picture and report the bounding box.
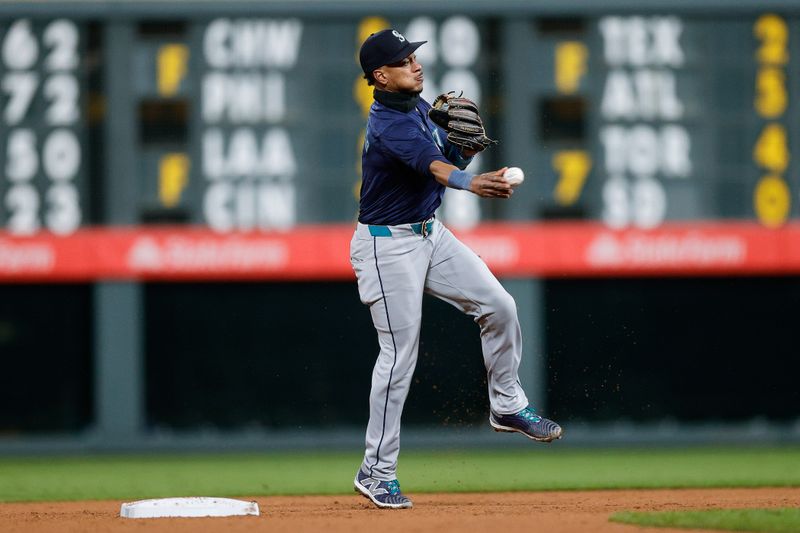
[374,89,420,113]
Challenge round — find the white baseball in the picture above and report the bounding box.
[504,167,525,186]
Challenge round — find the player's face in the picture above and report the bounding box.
[376,54,424,94]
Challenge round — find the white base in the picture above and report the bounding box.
[120,497,259,519]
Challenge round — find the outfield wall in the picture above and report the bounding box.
[0,0,799,451]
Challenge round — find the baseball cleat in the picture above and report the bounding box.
[489,405,563,442]
[354,470,413,509]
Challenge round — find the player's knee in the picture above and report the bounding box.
[488,290,518,323]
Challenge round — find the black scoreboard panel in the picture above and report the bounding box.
[0,18,88,234]
[2,11,797,234]
[130,15,497,230]
[134,12,797,231]
[187,18,365,230]
[523,14,798,228]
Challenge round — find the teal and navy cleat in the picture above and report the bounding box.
[354,470,413,509]
[489,405,563,442]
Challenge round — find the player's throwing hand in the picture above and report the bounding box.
[470,167,513,198]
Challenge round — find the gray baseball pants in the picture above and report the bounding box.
[350,218,530,481]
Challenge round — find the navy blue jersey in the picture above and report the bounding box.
[358,98,471,225]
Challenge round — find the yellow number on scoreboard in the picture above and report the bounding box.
[554,42,588,95]
[754,174,790,228]
[753,123,790,174]
[157,44,189,97]
[754,14,789,66]
[754,67,787,118]
[159,153,190,208]
[553,150,592,206]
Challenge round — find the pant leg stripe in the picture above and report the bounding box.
[369,235,399,479]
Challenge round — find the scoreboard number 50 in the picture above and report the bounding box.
[1,19,82,235]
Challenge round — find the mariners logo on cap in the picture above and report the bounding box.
[359,28,427,77]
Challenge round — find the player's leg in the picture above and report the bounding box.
[351,231,430,484]
[422,222,528,415]
[423,221,562,441]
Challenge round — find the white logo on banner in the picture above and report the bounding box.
[586,233,746,267]
[0,239,54,272]
[128,238,164,270]
[127,236,289,272]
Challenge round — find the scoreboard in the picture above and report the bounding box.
[185,15,493,231]
[506,13,797,229]
[1,4,799,280]
[0,18,86,235]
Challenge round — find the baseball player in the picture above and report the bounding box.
[352,29,562,510]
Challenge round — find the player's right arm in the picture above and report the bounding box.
[378,113,512,198]
[429,160,513,199]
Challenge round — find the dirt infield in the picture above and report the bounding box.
[1,487,798,533]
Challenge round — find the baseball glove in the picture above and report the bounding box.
[428,92,498,152]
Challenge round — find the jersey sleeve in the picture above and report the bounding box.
[378,118,449,177]
[440,130,475,170]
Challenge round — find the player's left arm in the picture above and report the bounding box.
[441,135,476,170]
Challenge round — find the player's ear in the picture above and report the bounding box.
[373,68,387,85]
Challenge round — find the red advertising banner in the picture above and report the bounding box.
[0,221,798,282]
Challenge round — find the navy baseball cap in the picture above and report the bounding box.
[359,29,426,77]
